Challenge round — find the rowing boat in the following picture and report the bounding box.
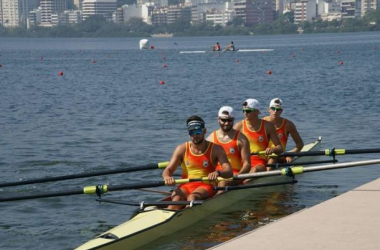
[179,49,274,54]
[75,138,321,250]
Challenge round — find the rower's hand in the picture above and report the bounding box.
[164,176,175,185]
[265,147,275,156]
[285,156,293,163]
[208,171,219,181]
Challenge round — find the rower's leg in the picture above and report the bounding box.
[186,186,212,205]
[267,157,276,171]
[168,187,187,210]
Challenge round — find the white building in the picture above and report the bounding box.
[361,0,377,17]
[120,3,154,25]
[294,0,317,23]
[82,0,117,21]
[40,0,67,27]
[0,0,28,27]
[205,9,235,26]
[191,2,230,24]
[137,0,168,7]
[27,8,42,28]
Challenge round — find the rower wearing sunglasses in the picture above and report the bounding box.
[234,99,283,173]
[162,115,233,210]
[263,98,304,170]
[206,106,251,192]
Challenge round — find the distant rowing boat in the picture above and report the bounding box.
[179,49,274,54]
[75,138,321,250]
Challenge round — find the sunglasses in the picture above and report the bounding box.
[243,109,256,114]
[188,129,203,136]
[270,107,283,111]
[220,118,234,123]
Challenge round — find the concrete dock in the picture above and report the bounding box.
[209,178,380,250]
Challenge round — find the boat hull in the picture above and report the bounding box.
[75,138,321,250]
[179,49,274,54]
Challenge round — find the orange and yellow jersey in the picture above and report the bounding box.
[212,131,242,172]
[264,117,288,152]
[181,141,216,179]
[242,119,269,160]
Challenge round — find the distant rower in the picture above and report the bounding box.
[226,41,235,51]
[212,42,221,51]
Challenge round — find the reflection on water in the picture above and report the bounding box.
[141,185,299,250]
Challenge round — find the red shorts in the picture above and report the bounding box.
[250,156,267,168]
[179,182,215,197]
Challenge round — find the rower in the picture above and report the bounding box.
[212,42,221,51]
[234,99,283,173]
[162,115,233,210]
[226,41,235,51]
[207,106,251,193]
[263,98,304,170]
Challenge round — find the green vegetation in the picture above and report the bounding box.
[0,11,380,37]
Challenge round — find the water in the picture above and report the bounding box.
[1,32,380,250]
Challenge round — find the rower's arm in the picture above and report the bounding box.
[287,120,304,152]
[266,122,283,155]
[237,133,251,175]
[285,120,304,163]
[213,145,233,179]
[162,144,184,185]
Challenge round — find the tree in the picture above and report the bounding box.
[78,15,107,33]
[229,17,244,27]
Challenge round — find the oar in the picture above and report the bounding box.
[253,148,380,157]
[215,179,297,191]
[232,159,380,180]
[0,177,212,202]
[267,159,337,168]
[95,199,203,208]
[0,161,169,188]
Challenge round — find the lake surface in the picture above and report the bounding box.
[1,32,380,250]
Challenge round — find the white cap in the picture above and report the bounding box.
[269,98,283,107]
[243,99,261,114]
[218,106,234,118]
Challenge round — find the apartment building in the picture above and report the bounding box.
[341,0,361,18]
[233,0,273,26]
[361,0,378,17]
[82,0,117,21]
[294,0,316,23]
[40,0,67,26]
[0,0,29,27]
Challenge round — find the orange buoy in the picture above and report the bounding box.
[339,61,343,65]
[162,64,167,68]
[235,59,239,63]
[267,70,272,75]
[159,80,165,85]
[150,45,155,49]
[58,71,64,76]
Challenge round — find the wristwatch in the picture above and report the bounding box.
[216,170,221,176]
